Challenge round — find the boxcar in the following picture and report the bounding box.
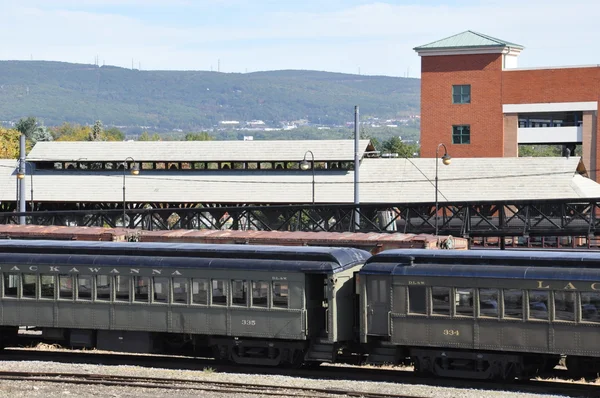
[359,249,600,379]
[0,240,370,366]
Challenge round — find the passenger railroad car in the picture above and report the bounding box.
[359,249,600,379]
[0,240,370,366]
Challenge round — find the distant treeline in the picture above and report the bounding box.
[0,61,420,130]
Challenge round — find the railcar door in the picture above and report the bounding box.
[366,276,390,336]
[305,274,327,338]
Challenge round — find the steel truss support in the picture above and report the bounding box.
[1,199,600,240]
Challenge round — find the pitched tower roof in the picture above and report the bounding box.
[414,31,524,56]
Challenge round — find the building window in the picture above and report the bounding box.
[452,125,470,144]
[452,85,471,104]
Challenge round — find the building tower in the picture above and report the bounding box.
[414,31,599,180]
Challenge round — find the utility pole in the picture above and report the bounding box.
[18,134,26,225]
[354,106,360,231]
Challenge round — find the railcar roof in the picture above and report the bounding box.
[366,248,600,265]
[361,249,600,280]
[0,240,371,273]
[361,263,600,282]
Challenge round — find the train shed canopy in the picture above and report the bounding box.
[1,140,600,204]
[26,140,374,162]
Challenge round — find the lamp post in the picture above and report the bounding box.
[300,150,315,205]
[122,157,140,228]
[435,143,452,237]
[16,160,34,212]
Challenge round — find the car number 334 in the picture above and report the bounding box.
[443,329,460,336]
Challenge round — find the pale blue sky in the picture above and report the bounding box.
[2,0,599,76]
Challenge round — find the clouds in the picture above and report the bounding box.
[1,1,599,76]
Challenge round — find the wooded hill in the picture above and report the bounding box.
[0,61,420,130]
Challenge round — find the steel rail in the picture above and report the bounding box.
[0,370,417,398]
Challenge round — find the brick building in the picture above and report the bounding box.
[414,31,600,180]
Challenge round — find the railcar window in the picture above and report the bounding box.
[503,289,523,319]
[192,279,208,305]
[554,291,575,321]
[153,277,170,303]
[529,290,549,320]
[370,279,387,303]
[96,275,111,301]
[232,280,247,306]
[77,275,93,301]
[252,281,269,308]
[581,292,600,322]
[3,274,18,298]
[173,277,189,304]
[455,288,474,317]
[408,286,427,314]
[212,280,227,306]
[479,288,499,317]
[115,276,130,302]
[272,281,289,309]
[431,287,451,316]
[59,275,73,300]
[40,275,55,299]
[22,274,37,298]
[134,276,150,302]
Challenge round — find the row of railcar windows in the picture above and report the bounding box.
[2,274,289,309]
[408,286,600,322]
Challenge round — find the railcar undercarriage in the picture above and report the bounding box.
[3,326,600,380]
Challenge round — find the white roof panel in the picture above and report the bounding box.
[1,157,599,204]
[27,140,372,162]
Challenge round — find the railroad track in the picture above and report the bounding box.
[0,370,418,398]
[2,349,600,397]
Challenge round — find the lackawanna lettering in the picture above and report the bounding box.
[536,280,600,290]
[3,266,183,276]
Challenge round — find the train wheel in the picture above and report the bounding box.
[412,356,431,377]
[211,344,230,364]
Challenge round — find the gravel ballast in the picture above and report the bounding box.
[0,360,573,398]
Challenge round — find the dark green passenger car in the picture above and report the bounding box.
[0,240,370,366]
[359,249,600,379]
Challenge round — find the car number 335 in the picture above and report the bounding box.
[242,320,256,326]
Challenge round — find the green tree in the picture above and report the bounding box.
[105,127,125,141]
[15,117,53,145]
[139,131,151,141]
[0,127,21,158]
[30,124,53,143]
[51,122,79,140]
[90,120,103,141]
[15,117,37,139]
[518,145,562,157]
[138,131,161,141]
[381,136,419,158]
[185,132,214,141]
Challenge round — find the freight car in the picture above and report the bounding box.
[0,240,370,366]
[359,249,600,379]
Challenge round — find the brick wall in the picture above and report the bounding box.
[421,55,600,177]
[420,53,505,158]
[502,67,600,103]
